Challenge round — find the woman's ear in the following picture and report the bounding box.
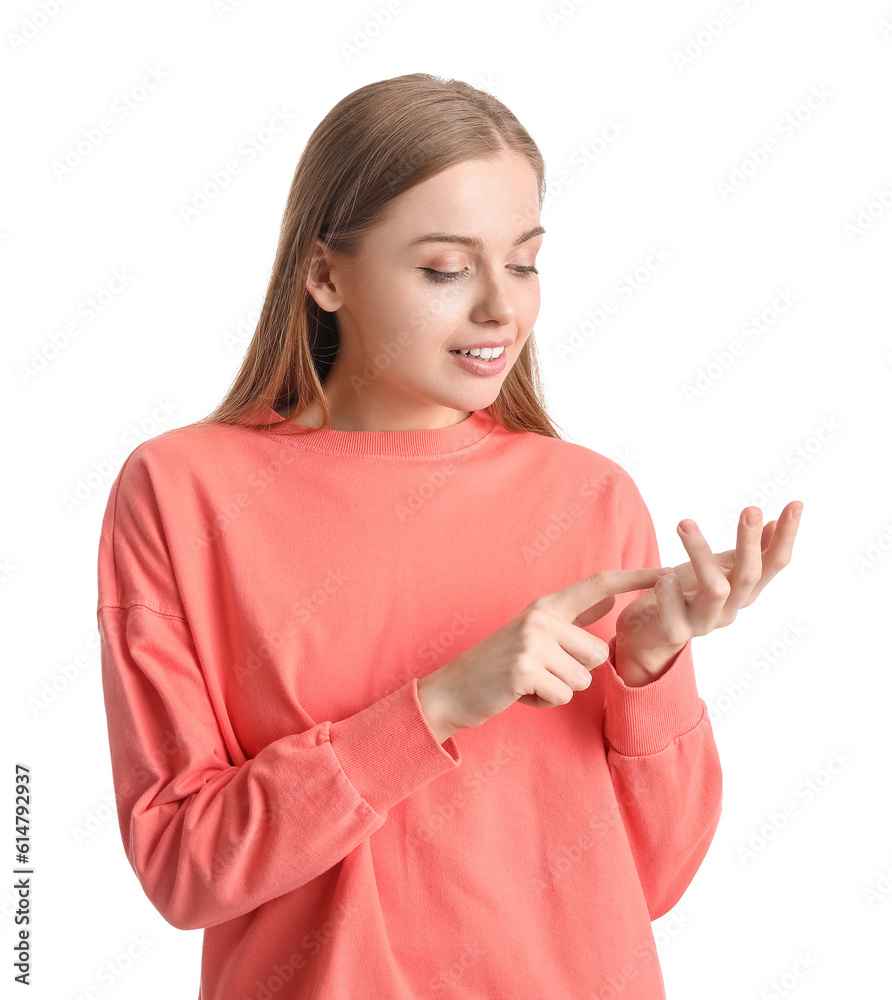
[305,239,343,312]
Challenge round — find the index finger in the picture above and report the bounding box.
[537,568,671,624]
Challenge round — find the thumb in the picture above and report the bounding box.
[572,594,615,628]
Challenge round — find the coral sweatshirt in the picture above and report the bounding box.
[96,404,722,1000]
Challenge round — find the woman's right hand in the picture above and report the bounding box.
[417,568,670,742]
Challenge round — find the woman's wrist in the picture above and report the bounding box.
[417,675,461,744]
[613,639,687,687]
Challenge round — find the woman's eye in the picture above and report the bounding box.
[418,266,538,284]
[419,268,466,283]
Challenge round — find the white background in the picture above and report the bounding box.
[3,0,892,997]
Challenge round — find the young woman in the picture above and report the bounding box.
[96,73,802,999]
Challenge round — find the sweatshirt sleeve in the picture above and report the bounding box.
[599,468,723,921]
[96,445,462,932]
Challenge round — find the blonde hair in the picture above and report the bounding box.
[200,72,565,439]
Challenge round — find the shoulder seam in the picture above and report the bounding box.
[97,602,188,623]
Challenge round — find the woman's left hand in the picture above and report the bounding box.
[615,500,804,673]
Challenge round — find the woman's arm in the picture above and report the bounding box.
[597,471,723,920]
[97,449,462,932]
[99,604,460,931]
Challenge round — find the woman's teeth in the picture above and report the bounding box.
[451,346,505,360]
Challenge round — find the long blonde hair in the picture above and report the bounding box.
[200,72,565,439]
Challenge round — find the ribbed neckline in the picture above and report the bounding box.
[257,405,499,457]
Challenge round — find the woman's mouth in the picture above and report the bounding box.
[450,346,506,361]
[448,346,508,376]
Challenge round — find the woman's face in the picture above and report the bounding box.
[305,150,544,429]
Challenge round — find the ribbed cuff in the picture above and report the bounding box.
[328,677,462,817]
[603,636,706,756]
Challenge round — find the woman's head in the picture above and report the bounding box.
[204,72,563,438]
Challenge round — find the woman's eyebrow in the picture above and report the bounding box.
[407,225,545,251]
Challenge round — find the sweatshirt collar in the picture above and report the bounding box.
[258,405,498,458]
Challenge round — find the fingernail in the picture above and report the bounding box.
[792,504,803,520]
[745,512,761,527]
[680,519,697,534]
